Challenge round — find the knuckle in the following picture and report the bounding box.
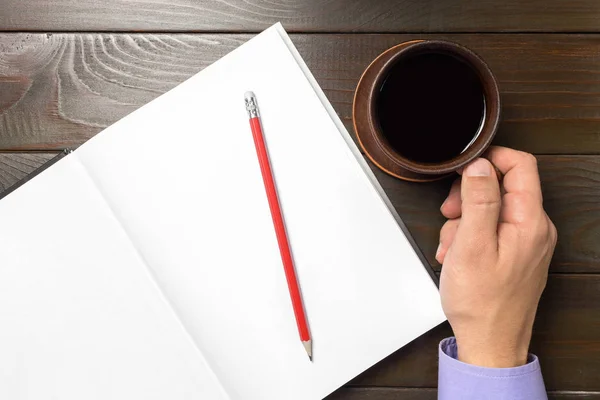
[522,214,550,244]
[439,222,450,238]
[466,186,501,207]
[550,220,558,244]
[536,220,550,240]
[440,219,459,241]
[506,192,542,224]
[522,152,539,169]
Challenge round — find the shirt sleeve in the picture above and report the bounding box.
[438,337,548,400]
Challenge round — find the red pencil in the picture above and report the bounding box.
[244,91,312,362]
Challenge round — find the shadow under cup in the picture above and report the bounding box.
[353,40,501,182]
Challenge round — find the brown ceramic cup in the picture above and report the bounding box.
[353,40,501,182]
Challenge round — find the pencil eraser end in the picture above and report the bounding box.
[244,91,256,101]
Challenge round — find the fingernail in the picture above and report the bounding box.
[465,159,491,177]
[436,243,442,260]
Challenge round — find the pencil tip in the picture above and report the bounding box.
[303,339,313,362]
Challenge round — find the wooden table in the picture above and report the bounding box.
[1,1,599,398]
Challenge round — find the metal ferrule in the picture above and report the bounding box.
[244,93,260,118]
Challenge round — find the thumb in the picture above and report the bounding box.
[454,158,501,256]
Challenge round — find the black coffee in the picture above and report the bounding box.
[376,52,485,164]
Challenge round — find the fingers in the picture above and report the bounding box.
[436,218,460,264]
[441,178,462,219]
[485,147,544,230]
[485,146,542,202]
[454,158,502,255]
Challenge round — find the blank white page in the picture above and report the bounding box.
[75,24,446,399]
[0,157,228,400]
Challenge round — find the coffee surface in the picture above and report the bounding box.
[376,52,485,164]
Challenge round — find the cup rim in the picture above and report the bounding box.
[366,40,501,175]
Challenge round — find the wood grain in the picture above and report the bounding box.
[328,388,600,399]
[0,0,599,33]
[328,388,438,400]
[3,34,600,153]
[1,155,599,391]
[346,275,600,391]
[1,154,599,276]
[0,154,597,275]
[372,155,600,274]
[548,394,600,400]
[0,153,56,192]
[2,0,599,395]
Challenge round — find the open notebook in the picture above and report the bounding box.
[0,24,445,399]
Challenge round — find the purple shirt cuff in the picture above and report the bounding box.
[438,337,547,400]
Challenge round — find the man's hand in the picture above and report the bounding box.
[436,146,557,368]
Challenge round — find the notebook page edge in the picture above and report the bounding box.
[65,24,445,399]
[272,23,440,288]
[270,23,446,399]
[73,26,279,159]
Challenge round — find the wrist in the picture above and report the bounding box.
[457,342,528,368]
[449,310,535,368]
[454,332,531,368]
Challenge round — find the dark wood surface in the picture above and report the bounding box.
[350,275,600,391]
[1,2,599,399]
[3,33,600,154]
[371,156,600,274]
[0,153,56,192]
[329,388,600,399]
[2,0,600,33]
[0,156,599,396]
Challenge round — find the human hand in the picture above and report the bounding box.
[436,146,557,368]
